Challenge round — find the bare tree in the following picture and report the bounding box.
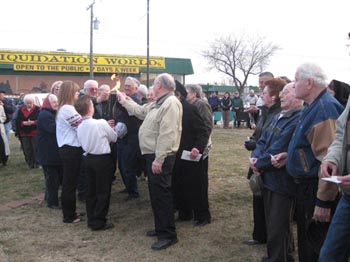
[201,34,280,94]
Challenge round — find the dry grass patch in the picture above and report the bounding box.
[0,128,266,262]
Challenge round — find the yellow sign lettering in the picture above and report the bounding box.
[1,50,165,74]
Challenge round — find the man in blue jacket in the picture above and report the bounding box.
[274,63,344,262]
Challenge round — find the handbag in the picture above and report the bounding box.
[249,173,264,196]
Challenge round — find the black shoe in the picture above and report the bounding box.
[194,219,211,227]
[243,239,264,245]
[91,223,114,231]
[146,230,157,237]
[151,238,178,250]
[63,216,84,224]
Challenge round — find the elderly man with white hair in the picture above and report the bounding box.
[273,63,344,261]
[117,73,182,250]
[83,79,99,98]
[94,84,113,121]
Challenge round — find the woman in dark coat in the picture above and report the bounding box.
[16,95,40,168]
[37,94,63,209]
[172,81,211,226]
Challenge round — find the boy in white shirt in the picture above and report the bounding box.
[75,95,118,231]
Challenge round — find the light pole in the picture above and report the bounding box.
[146,0,150,88]
[87,1,100,79]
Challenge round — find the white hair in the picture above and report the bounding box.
[137,84,148,97]
[99,84,111,93]
[154,73,175,91]
[296,63,328,88]
[23,94,35,104]
[84,79,99,90]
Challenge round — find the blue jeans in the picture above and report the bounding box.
[319,193,350,262]
[117,137,140,197]
[4,122,11,142]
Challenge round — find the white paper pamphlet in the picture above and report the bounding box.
[181,150,202,162]
[321,176,343,184]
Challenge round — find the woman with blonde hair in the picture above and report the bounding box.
[56,81,83,223]
[51,80,63,96]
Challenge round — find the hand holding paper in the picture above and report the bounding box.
[181,150,202,162]
[321,176,342,184]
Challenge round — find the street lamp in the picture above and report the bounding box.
[87,1,100,79]
[146,0,150,88]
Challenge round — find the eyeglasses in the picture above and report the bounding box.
[89,88,98,92]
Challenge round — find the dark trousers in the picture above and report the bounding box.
[77,155,87,201]
[253,194,267,243]
[117,137,140,197]
[194,156,211,221]
[59,145,82,222]
[263,188,295,262]
[110,142,117,180]
[21,136,37,168]
[43,165,63,207]
[233,109,241,127]
[145,154,177,240]
[85,154,113,229]
[294,179,319,262]
[222,110,230,128]
[172,156,211,221]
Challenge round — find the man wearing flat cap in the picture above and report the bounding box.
[232,91,244,128]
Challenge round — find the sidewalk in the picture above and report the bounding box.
[0,193,44,213]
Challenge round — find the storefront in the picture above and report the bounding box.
[0,50,194,94]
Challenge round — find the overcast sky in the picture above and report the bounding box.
[1,0,350,86]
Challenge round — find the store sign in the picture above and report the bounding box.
[0,51,165,73]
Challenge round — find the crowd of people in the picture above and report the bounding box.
[2,62,350,258]
[244,63,350,262]
[0,73,213,251]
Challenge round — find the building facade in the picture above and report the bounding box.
[0,50,194,94]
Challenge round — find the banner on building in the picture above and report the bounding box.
[0,50,165,73]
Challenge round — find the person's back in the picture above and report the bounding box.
[75,95,117,231]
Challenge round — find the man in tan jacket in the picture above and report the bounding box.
[117,73,182,251]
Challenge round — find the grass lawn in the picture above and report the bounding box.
[0,127,267,262]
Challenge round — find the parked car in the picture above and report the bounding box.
[29,93,49,107]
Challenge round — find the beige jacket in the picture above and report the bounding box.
[322,96,350,196]
[123,92,183,163]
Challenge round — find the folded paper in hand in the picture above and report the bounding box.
[321,176,342,184]
[181,150,202,162]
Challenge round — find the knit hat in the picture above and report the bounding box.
[175,80,187,98]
